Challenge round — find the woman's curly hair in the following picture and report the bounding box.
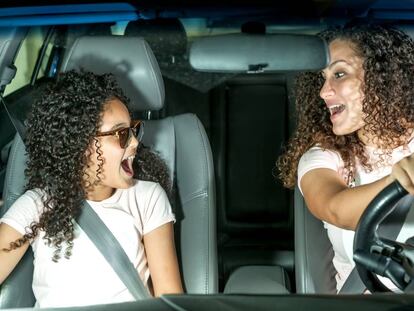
[6,70,128,260]
[277,25,414,188]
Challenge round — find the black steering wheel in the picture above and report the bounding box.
[353,181,414,292]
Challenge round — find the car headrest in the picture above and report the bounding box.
[396,24,414,40]
[61,36,165,111]
[125,19,187,58]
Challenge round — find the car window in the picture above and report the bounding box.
[4,27,50,95]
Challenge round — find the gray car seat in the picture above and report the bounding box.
[0,35,217,308]
[294,187,337,294]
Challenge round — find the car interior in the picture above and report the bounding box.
[1,1,414,310]
[1,19,304,299]
[123,18,300,292]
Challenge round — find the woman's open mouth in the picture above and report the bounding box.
[329,104,346,120]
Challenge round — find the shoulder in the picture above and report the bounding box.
[0,188,45,234]
[119,180,168,207]
[120,180,174,233]
[11,188,45,210]
[132,181,174,235]
[24,188,46,202]
[298,146,345,185]
[128,179,166,197]
[299,146,343,167]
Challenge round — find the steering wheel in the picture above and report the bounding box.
[353,181,414,292]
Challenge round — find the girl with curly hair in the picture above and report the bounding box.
[0,70,183,307]
[278,25,414,291]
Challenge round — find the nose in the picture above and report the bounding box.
[319,78,335,100]
[128,129,139,149]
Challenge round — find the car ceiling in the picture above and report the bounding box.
[0,0,414,27]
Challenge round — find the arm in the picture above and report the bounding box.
[301,168,391,230]
[0,223,30,284]
[301,154,414,230]
[143,222,183,296]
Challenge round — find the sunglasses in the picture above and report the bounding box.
[96,120,144,149]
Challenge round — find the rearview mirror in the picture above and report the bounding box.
[189,33,329,73]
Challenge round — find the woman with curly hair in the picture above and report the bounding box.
[278,25,414,291]
[0,70,183,307]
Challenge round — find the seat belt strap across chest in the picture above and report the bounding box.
[77,201,151,300]
[1,95,26,140]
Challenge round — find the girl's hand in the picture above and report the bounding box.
[389,154,414,195]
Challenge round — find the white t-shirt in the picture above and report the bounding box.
[298,140,414,291]
[0,180,175,308]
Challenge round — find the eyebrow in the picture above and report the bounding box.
[321,59,351,76]
[109,122,129,131]
[328,59,350,69]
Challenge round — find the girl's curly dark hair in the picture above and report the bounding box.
[6,70,129,260]
[7,70,173,261]
[278,25,414,188]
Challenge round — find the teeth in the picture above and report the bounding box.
[329,104,341,110]
[127,156,134,169]
[328,104,344,115]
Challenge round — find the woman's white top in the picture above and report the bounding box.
[298,140,414,291]
[0,180,175,308]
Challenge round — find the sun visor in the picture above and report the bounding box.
[189,33,329,73]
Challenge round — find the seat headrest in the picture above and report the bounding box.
[61,36,165,111]
[125,19,187,57]
[124,20,234,93]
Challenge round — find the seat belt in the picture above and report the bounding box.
[1,96,150,300]
[77,201,151,299]
[1,95,27,140]
[339,195,412,293]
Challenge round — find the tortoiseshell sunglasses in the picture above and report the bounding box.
[96,120,144,149]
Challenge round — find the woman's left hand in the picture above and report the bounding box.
[388,154,414,195]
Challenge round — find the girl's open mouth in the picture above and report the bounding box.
[121,156,134,176]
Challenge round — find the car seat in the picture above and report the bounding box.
[294,187,337,294]
[0,35,217,308]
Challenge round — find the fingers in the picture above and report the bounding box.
[391,155,414,194]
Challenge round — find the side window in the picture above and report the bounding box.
[4,27,49,95]
[0,27,49,206]
[0,23,114,206]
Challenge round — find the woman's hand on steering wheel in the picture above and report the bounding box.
[389,154,414,195]
[353,181,414,293]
